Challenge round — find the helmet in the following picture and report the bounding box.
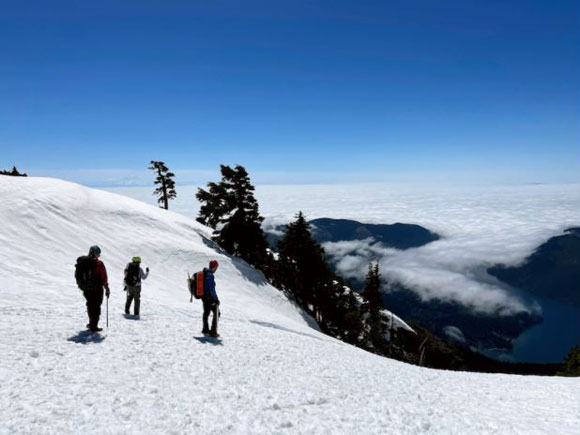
[89,245,101,256]
[209,260,219,270]
[132,256,141,263]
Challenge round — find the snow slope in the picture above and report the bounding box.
[0,177,578,435]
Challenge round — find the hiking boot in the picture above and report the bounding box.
[90,326,103,333]
[209,332,220,338]
[202,328,210,334]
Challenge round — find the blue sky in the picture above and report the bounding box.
[1,0,578,186]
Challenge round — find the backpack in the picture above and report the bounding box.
[75,256,97,291]
[125,262,141,286]
[188,270,205,302]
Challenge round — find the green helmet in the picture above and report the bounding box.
[89,245,101,256]
[132,256,141,263]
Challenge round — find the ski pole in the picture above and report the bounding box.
[106,293,109,329]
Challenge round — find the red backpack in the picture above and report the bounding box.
[188,270,205,302]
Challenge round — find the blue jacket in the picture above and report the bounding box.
[203,268,219,301]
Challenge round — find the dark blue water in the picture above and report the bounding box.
[511,298,579,363]
[484,297,580,363]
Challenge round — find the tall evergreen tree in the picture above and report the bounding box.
[362,262,388,350]
[276,212,333,322]
[148,161,176,210]
[323,278,366,345]
[196,165,271,270]
[362,263,383,310]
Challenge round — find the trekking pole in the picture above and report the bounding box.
[106,293,109,329]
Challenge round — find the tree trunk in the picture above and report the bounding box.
[163,182,168,210]
[156,167,169,210]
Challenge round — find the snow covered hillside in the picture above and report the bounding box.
[1,177,578,435]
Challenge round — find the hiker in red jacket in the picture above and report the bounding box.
[75,245,110,332]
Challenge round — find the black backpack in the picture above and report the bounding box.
[75,256,97,291]
[125,262,141,286]
[188,270,205,302]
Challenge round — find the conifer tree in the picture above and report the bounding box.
[276,211,333,322]
[362,262,387,350]
[276,213,367,340]
[196,165,271,270]
[148,161,176,210]
[363,263,383,310]
[323,278,366,345]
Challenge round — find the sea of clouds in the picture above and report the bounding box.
[106,183,579,317]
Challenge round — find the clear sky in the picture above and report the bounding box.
[1,0,578,186]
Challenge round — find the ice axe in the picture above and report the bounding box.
[188,272,193,302]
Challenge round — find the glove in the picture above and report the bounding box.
[105,288,110,298]
[146,267,150,273]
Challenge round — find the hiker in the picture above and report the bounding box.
[124,256,149,316]
[75,245,110,332]
[202,260,220,337]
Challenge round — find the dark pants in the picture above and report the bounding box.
[125,285,141,315]
[202,298,219,333]
[83,288,104,328]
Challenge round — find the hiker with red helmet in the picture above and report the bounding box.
[202,259,220,337]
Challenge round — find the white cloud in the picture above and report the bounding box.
[323,238,537,316]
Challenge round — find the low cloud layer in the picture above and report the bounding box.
[258,184,578,317]
[322,238,538,316]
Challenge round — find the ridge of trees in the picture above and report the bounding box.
[0,166,27,177]
[195,164,568,376]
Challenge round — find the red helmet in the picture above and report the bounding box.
[209,260,219,270]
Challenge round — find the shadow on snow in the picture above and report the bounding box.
[67,330,106,344]
[193,336,223,346]
[249,320,332,343]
